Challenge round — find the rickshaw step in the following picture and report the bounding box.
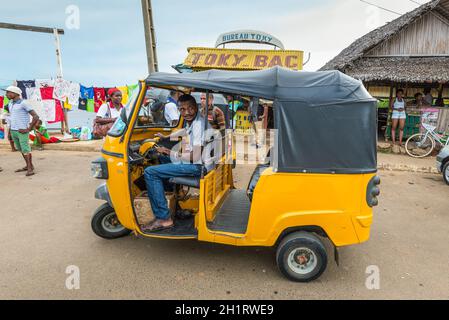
[207,190,251,234]
[144,216,197,238]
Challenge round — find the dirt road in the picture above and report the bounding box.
[0,150,448,299]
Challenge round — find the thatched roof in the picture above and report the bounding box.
[320,0,449,79]
[344,56,449,83]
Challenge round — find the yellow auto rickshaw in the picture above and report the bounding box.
[91,67,380,282]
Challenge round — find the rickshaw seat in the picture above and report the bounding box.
[169,176,201,189]
[168,131,226,189]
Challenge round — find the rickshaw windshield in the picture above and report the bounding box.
[134,87,181,129]
[108,86,141,137]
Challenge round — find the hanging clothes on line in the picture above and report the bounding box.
[40,87,54,100]
[94,87,106,113]
[42,99,56,123]
[68,82,81,106]
[53,78,71,102]
[128,84,139,97]
[64,99,72,111]
[36,79,55,89]
[80,85,94,100]
[2,96,9,107]
[118,86,129,104]
[26,87,42,102]
[87,99,95,113]
[48,100,64,124]
[17,80,35,99]
[11,79,139,118]
[94,88,106,103]
[78,98,88,111]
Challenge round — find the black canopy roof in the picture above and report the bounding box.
[146,67,376,105]
[146,67,378,174]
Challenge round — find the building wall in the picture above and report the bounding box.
[367,12,449,56]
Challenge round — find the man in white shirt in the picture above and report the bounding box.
[164,90,181,126]
[143,94,208,232]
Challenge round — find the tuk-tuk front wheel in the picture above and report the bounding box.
[91,203,131,240]
[276,232,328,283]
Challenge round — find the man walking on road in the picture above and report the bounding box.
[5,86,39,176]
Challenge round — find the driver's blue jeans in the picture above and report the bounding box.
[144,158,203,220]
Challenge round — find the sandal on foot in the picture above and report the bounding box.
[142,220,174,233]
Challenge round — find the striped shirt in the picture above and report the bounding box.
[207,107,226,130]
[9,99,33,131]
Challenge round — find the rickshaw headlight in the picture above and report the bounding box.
[91,158,108,180]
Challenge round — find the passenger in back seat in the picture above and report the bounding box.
[200,93,226,130]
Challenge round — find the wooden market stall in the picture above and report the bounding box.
[320,0,449,140]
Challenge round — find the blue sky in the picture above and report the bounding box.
[0,0,424,87]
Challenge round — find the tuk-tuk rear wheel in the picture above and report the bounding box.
[443,162,449,185]
[91,203,131,240]
[276,232,328,283]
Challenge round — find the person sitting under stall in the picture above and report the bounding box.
[142,94,210,232]
[29,120,61,150]
[412,92,425,108]
[424,88,433,106]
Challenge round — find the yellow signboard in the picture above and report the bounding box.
[184,47,304,71]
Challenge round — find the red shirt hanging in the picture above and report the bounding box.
[47,100,64,124]
[94,88,106,102]
[40,87,54,100]
[94,88,106,113]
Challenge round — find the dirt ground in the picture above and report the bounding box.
[0,150,448,300]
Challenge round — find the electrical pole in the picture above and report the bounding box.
[141,0,158,74]
[0,22,69,134]
[52,28,70,135]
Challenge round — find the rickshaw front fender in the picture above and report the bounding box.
[95,183,113,208]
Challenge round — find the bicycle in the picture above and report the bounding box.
[405,122,449,158]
